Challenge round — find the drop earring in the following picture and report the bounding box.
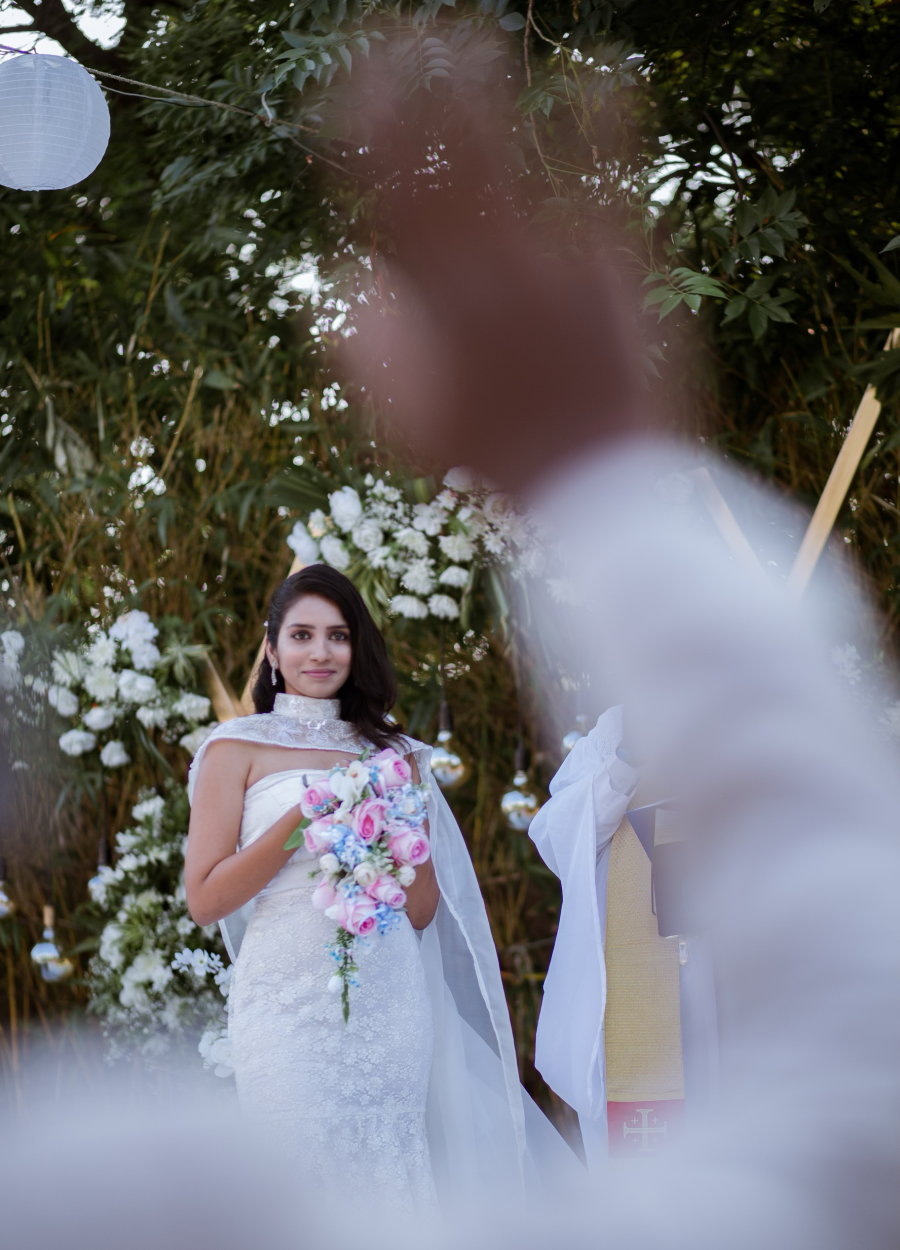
[270,659,278,684]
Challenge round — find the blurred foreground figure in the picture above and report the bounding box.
[347,61,900,1250]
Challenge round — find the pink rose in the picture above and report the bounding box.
[329,893,378,937]
[352,797,389,844]
[369,748,412,793]
[387,828,431,867]
[311,880,337,911]
[303,817,335,854]
[365,874,406,909]
[300,778,336,820]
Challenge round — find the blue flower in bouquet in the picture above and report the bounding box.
[387,789,427,823]
[332,826,368,869]
[375,903,401,935]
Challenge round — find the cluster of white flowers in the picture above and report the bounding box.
[829,642,900,743]
[287,467,544,622]
[0,629,25,690]
[87,788,230,1069]
[46,610,214,766]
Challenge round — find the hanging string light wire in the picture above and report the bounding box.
[429,627,471,791]
[0,44,353,177]
[501,632,540,831]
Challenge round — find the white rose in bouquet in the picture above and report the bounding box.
[320,852,341,877]
[353,860,378,887]
[331,759,369,808]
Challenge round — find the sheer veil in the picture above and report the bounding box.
[187,712,578,1199]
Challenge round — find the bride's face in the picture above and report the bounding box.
[268,594,352,700]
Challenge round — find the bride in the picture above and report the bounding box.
[185,566,575,1212]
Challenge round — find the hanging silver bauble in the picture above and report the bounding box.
[0,881,14,921]
[87,835,109,900]
[0,856,14,920]
[430,701,470,791]
[41,954,75,983]
[31,905,73,980]
[561,713,589,754]
[501,769,541,832]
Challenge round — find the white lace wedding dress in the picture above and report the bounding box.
[228,764,437,1212]
[188,692,579,1213]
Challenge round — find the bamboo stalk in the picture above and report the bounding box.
[158,365,203,483]
[787,328,900,597]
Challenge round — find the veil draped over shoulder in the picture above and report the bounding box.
[187,712,577,1200]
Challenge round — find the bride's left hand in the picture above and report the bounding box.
[404,754,439,930]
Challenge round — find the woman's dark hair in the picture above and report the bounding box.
[252,564,403,750]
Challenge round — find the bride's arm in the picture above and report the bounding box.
[404,754,440,930]
[184,740,301,926]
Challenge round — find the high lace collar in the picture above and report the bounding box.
[273,693,342,723]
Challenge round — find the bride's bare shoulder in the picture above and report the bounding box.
[198,735,257,778]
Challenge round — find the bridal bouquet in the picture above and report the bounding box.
[284,748,431,1021]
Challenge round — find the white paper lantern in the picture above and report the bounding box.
[0,53,110,191]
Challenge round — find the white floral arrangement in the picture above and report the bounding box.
[286,467,544,623]
[42,610,215,767]
[87,787,232,1073]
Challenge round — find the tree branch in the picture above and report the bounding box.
[5,0,122,72]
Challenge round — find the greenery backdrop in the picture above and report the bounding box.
[0,0,898,1109]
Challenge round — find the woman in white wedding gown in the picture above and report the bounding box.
[185,566,575,1214]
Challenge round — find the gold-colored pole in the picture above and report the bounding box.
[238,555,307,715]
[204,656,242,723]
[787,328,900,598]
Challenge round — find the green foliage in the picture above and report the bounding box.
[2,0,900,1109]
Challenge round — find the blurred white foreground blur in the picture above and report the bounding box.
[518,439,900,1250]
[0,442,896,1249]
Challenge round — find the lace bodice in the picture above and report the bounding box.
[239,767,327,895]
